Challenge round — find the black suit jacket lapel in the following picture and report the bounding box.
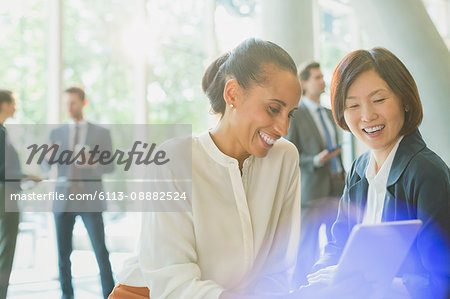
[299,103,326,149]
[349,154,370,223]
[325,109,340,145]
[382,130,426,221]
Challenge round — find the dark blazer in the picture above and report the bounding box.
[47,122,113,212]
[287,101,345,206]
[314,130,450,299]
[0,125,25,213]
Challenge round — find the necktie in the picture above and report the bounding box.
[69,124,81,193]
[317,108,340,174]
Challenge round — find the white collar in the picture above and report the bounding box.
[198,131,253,168]
[366,135,404,183]
[68,119,87,126]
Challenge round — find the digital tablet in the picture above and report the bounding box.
[332,220,422,298]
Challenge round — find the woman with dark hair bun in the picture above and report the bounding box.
[309,48,449,299]
[109,39,363,299]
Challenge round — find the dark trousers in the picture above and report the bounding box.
[54,212,114,299]
[0,212,19,299]
[294,197,339,287]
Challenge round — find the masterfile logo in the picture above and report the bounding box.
[4,124,192,213]
[26,141,170,171]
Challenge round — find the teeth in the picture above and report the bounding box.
[259,131,277,145]
[364,125,385,133]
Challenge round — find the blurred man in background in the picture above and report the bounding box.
[287,62,345,286]
[46,87,114,299]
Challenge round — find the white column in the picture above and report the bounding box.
[350,0,450,164]
[205,0,219,61]
[46,0,63,124]
[133,0,149,124]
[259,0,314,64]
[45,0,63,279]
[204,0,220,129]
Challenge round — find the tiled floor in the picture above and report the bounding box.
[8,275,103,299]
[8,251,129,299]
[6,213,138,298]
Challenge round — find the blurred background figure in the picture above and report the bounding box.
[287,62,345,286]
[45,87,114,299]
[0,90,40,299]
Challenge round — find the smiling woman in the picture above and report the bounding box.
[312,48,450,299]
[343,69,406,167]
[204,60,302,167]
[108,38,366,299]
[107,38,303,299]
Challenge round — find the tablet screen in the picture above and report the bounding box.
[332,220,422,298]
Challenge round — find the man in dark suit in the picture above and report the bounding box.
[0,90,41,299]
[47,87,114,299]
[0,91,22,299]
[287,62,345,286]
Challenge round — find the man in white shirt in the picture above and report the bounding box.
[287,62,345,286]
[47,87,114,299]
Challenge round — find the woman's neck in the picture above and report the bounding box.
[373,152,387,174]
[372,136,402,174]
[210,121,250,170]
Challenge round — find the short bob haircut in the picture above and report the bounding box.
[331,47,423,136]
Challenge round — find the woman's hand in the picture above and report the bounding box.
[219,266,370,299]
[290,272,371,299]
[382,277,410,299]
[306,265,337,285]
[219,291,267,299]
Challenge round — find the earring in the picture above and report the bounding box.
[229,104,234,108]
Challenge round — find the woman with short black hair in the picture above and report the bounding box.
[311,48,449,299]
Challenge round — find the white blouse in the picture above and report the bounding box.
[363,136,404,224]
[117,132,301,298]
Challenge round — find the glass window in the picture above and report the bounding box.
[144,0,209,133]
[0,0,48,124]
[63,0,138,124]
[317,0,359,165]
